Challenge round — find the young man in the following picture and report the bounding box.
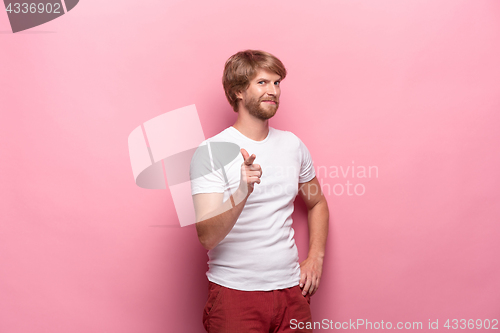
[190,50,329,332]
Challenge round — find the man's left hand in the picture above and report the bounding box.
[299,256,324,296]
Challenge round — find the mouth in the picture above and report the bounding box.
[261,100,277,104]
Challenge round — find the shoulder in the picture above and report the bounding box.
[271,127,300,143]
[272,128,308,152]
[197,127,234,147]
[209,127,233,140]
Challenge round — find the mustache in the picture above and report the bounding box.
[259,97,279,103]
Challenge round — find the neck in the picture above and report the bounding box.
[232,108,269,141]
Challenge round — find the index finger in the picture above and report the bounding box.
[241,149,256,166]
[240,148,249,161]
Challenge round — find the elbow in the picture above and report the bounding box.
[199,237,216,251]
[196,225,217,250]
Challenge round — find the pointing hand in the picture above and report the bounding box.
[239,148,263,196]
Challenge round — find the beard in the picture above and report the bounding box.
[244,95,279,120]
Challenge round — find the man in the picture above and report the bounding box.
[190,50,329,332]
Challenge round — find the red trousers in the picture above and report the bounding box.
[203,281,312,333]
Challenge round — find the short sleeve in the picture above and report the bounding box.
[189,141,226,195]
[298,137,316,184]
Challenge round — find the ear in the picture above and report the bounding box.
[235,90,244,100]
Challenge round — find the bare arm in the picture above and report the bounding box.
[297,176,329,296]
[194,189,247,250]
[193,148,262,250]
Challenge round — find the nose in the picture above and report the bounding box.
[266,83,277,96]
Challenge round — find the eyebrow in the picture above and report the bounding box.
[256,77,281,82]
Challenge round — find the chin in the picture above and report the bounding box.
[262,110,278,120]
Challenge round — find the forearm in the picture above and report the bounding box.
[195,188,249,250]
[307,198,329,260]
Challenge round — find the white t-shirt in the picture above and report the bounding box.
[190,126,316,291]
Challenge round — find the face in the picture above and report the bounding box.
[237,68,282,120]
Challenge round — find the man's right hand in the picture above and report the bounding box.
[239,148,262,196]
[193,148,262,250]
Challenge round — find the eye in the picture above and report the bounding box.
[274,81,280,86]
[258,81,265,84]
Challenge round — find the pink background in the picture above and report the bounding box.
[1,0,499,332]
